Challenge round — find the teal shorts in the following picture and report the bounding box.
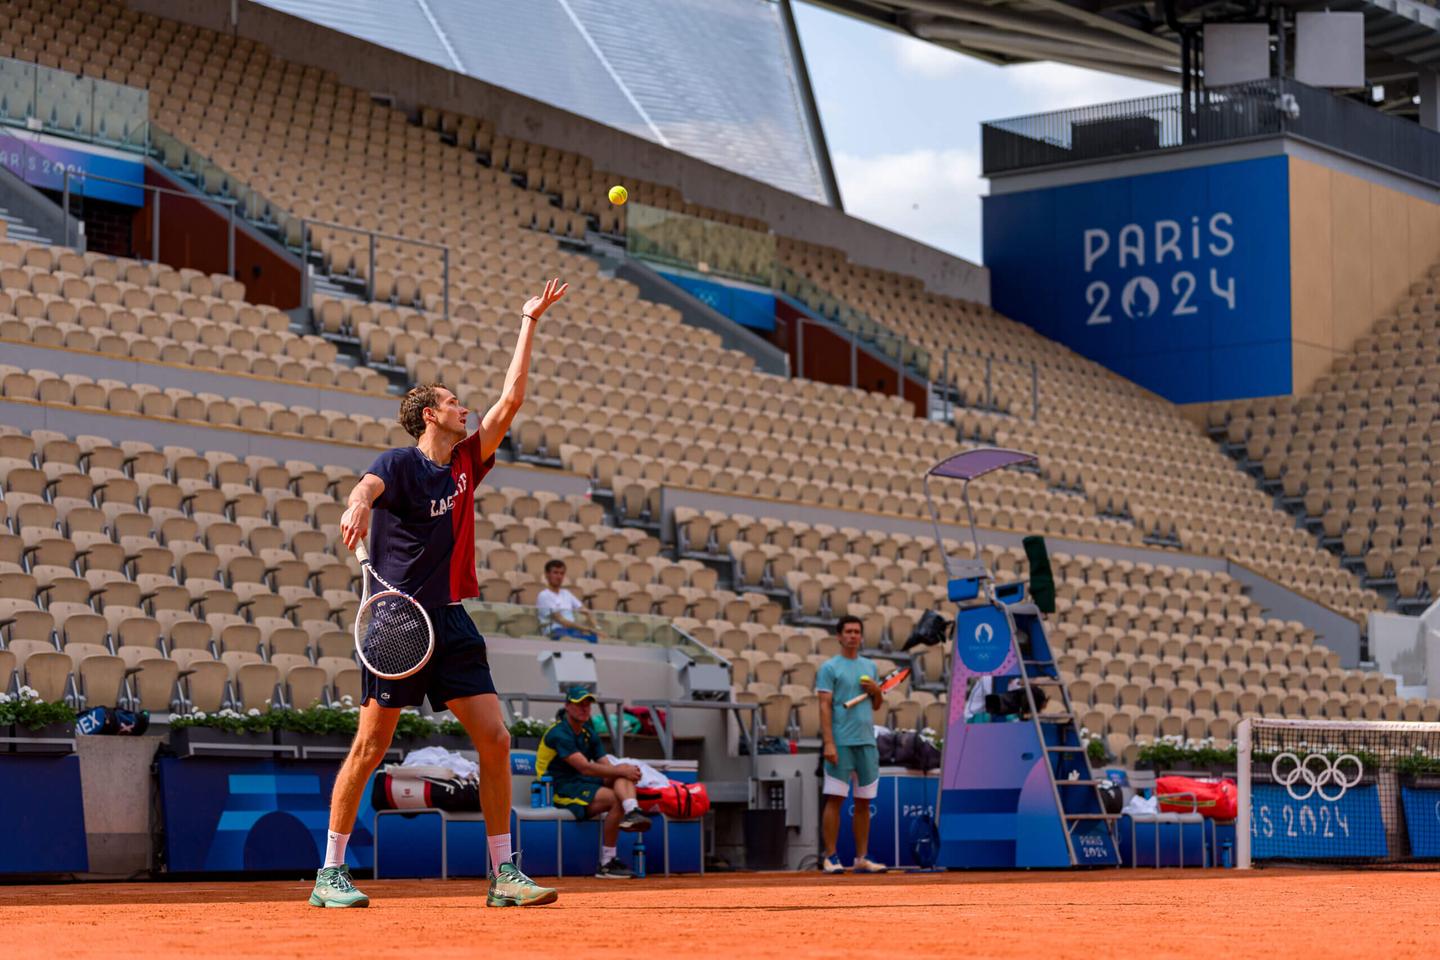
[553,777,604,819]
[823,744,880,799]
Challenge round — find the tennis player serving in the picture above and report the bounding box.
[310,278,568,909]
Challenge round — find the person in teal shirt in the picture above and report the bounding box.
[815,615,887,874]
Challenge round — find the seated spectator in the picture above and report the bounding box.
[537,687,653,879]
[537,559,600,642]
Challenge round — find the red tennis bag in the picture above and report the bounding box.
[1156,776,1238,820]
[636,780,710,819]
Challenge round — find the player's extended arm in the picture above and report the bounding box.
[476,277,569,461]
[339,474,386,551]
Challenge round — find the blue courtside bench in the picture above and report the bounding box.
[373,752,704,878]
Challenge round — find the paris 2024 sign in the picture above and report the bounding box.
[983,155,1292,404]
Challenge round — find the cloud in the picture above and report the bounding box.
[890,31,978,78]
[832,147,985,263]
[1005,61,1170,111]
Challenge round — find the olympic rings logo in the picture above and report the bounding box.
[1271,752,1364,802]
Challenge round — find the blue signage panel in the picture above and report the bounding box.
[954,605,1013,675]
[158,757,377,872]
[1400,785,1440,858]
[983,156,1292,403]
[0,135,144,206]
[0,755,89,874]
[1249,782,1387,859]
[658,270,776,331]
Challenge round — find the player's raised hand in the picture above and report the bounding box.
[523,277,569,321]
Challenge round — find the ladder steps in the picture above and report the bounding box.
[1062,813,1124,820]
[1045,745,1085,752]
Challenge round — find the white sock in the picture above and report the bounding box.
[622,798,638,814]
[602,845,617,864]
[323,831,349,869]
[488,833,513,871]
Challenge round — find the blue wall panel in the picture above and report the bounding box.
[984,156,1292,403]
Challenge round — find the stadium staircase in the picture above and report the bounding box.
[0,202,55,247]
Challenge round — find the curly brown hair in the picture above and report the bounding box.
[399,383,449,440]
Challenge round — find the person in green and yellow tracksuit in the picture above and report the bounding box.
[537,687,653,878]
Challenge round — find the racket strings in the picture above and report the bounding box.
[356,593,432,678]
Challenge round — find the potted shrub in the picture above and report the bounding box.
[509,716,549,751]
[392,708,440,755]
[0,687,77,754]
[169,707,277,756]
[272,698,361,756]
[1396,749,1440,790]
[435,718,472,753]
[1083,728,1108,768]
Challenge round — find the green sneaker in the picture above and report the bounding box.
[309,865,370,908]
[487,861,558,907]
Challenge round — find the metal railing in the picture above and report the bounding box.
[937,348,1039,422]
[775,264,931,381]
[149,125,453,319]
[61,167,238,274]
[983,78,1440,185]
[299,216,451,320]
[626,202,776,286]
[467,600,724,665]
[0,54,148,151]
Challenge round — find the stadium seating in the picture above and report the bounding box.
[0,0,1424,764]
[1213,261,1440,609]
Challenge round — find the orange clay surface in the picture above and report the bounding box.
[3,869,1438,960]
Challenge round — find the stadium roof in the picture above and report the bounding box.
[810,1,1440,115]
[249,0,839,206]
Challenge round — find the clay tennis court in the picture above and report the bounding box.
[4,870,1437,960]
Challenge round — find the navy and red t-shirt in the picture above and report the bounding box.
[364,433,494,611]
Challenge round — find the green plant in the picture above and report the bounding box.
[1394,749,1440,777]
[438,718,468,737]
[919,726,943,754]
[0,687,77,730]
[394,708,438,739]
[170,707,275,734]
[270,699,361,737]
[509,716,549,738]
[1086,736,1107,765]
[1136,736,1239,770]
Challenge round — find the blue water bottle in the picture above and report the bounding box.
[633,835,647,879]
[1221,840,1233,869]
[530,780,544,808]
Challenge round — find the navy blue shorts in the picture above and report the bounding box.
[361,604,497,709]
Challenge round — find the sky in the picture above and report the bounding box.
[792,2,1170,265]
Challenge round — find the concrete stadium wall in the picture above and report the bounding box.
[0,397,589,496]
[128,0,990,305]
[1288,156,1440,394]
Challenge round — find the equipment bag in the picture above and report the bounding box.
[371,767,480,812]
[1155,775,1238,820]
[636,780,710,819]
[77,706,150,736]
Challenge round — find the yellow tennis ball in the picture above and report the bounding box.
[859,675,871,683]
[608,184,628,205]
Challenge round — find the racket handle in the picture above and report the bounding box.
[354,541,370,565]
[844,691,869,708]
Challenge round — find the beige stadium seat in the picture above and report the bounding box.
[23,650,74,703]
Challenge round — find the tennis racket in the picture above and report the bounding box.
[844,666,911,708]
[352,542,435,680]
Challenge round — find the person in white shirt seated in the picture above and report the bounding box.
[537,559,600,642]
